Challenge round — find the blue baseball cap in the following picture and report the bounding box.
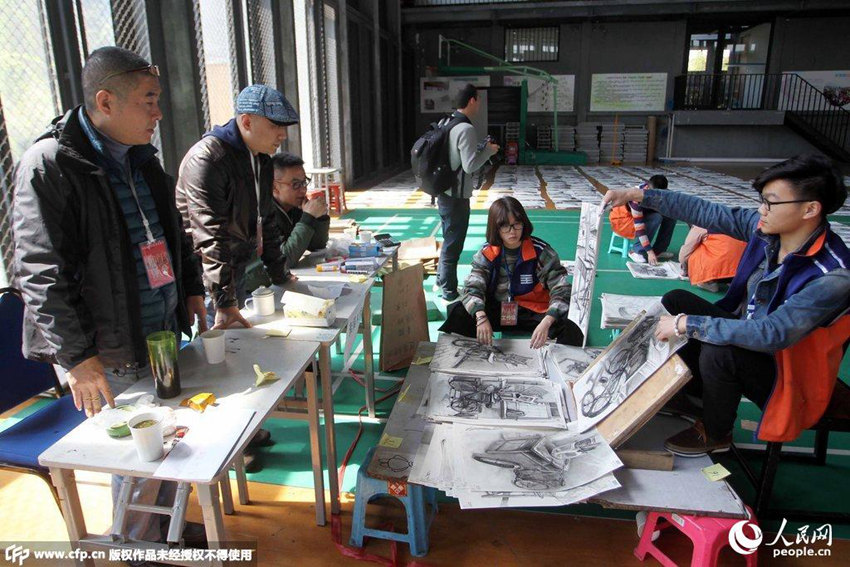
[235,84,299,126]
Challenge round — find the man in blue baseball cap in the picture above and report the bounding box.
[176,84,299,469]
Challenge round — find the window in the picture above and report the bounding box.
[505,27,559,63]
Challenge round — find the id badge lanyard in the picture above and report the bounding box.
[249,156,263,256]
[126,168,175,289]
[500,251,518,326]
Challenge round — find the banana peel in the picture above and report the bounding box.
[253,364,279,387]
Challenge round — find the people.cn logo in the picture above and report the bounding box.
[4,545,30,566]
[729,520,763,555]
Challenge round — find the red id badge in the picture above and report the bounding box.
[139,238,176,289]
[500,301,518,326]
[256,216,264,257]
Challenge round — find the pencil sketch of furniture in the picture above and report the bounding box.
[473,436,568,490]
[580,317,658,417]
[472,434,601,491]
[450,338,533,369]
[447,377,555,420]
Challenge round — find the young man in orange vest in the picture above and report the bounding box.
[603,154,850,456]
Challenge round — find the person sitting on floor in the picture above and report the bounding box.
[439,196,583,348]
[602,153,850,457]
[678,225,748,292]
[609,174,676,265]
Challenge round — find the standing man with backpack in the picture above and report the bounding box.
[421,84,499,302]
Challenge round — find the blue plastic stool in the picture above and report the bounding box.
[350,447,438,557]
[608,233,632,258]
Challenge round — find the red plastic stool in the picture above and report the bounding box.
[634,506,759,567]
[328,183,346,214]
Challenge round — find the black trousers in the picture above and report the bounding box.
[661,289,777,439]
[439,300,584,346]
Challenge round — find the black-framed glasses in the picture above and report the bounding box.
[99,64,160,85]
[499,222,523,233]
[274,176,312,191]
[759,194,811,211]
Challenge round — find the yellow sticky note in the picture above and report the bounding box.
[379,433,403,449]
[265,328,291,338]
[701,463,731,482]
[348,275,368,283]
[411,355,433,366]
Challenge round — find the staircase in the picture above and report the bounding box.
[674,73,850,163]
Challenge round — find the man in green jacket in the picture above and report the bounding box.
[266,153,330,268]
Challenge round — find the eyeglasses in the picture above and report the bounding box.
[498,222,523,234]
[759,194,811,212]
[99,64,160,85]
[274,177,312,191]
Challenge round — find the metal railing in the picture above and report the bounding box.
[674,73,850,153]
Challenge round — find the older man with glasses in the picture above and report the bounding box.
[12,46,207,546]
[266,152,330,268]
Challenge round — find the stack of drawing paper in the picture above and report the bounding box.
[430,334,546,378]
[575,122,601,164]
[627,261,684,280]
[408,423,622,509]
[571,302,687,432]
[600,293,663,328]
[417,373,568,429]
[623,125,648,164]
[599,123,625,164]
[567,202,605,346]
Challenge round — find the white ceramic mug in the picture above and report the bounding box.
[128,411,164,462]
[245,287,275,316]
[200,329,225,364]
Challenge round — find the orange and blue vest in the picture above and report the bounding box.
[717,227,850,442]
[480,237,551,314]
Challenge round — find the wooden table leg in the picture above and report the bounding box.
[196,482,226,548]
[320,343,340,515]
[49,467,94,567]
[233,454,249,505]
[220,474,234,515]
[305,360,327,526]
[361,290,376,418]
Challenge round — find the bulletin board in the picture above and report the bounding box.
[590,73,668,112]
[420,75,490,113]
[503,74,575,112]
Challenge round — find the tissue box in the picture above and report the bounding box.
[281,291,336,327]
[348,243,382,258]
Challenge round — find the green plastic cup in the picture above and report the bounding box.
[146,331,182,399]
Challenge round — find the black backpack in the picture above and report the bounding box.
[410,111,471,197]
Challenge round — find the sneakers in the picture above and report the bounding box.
[664,421,732,457]
[248,428,273,448]
[657,251,675,261]
[628,251,646,263]
[440,290,460,302]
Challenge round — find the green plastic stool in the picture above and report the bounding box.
[608,233,631,258]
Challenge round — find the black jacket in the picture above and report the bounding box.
[175,119,288,308]
[11,107,205,371]
[270,203,330,268]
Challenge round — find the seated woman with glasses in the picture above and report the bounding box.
[602,153,850,458]
[439,196,583,348]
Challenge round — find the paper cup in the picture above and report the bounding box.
[200,329,225,364]
[359,230,372,244]
[128,412,164,462]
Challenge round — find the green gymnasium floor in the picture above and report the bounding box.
[6,207,849,534]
